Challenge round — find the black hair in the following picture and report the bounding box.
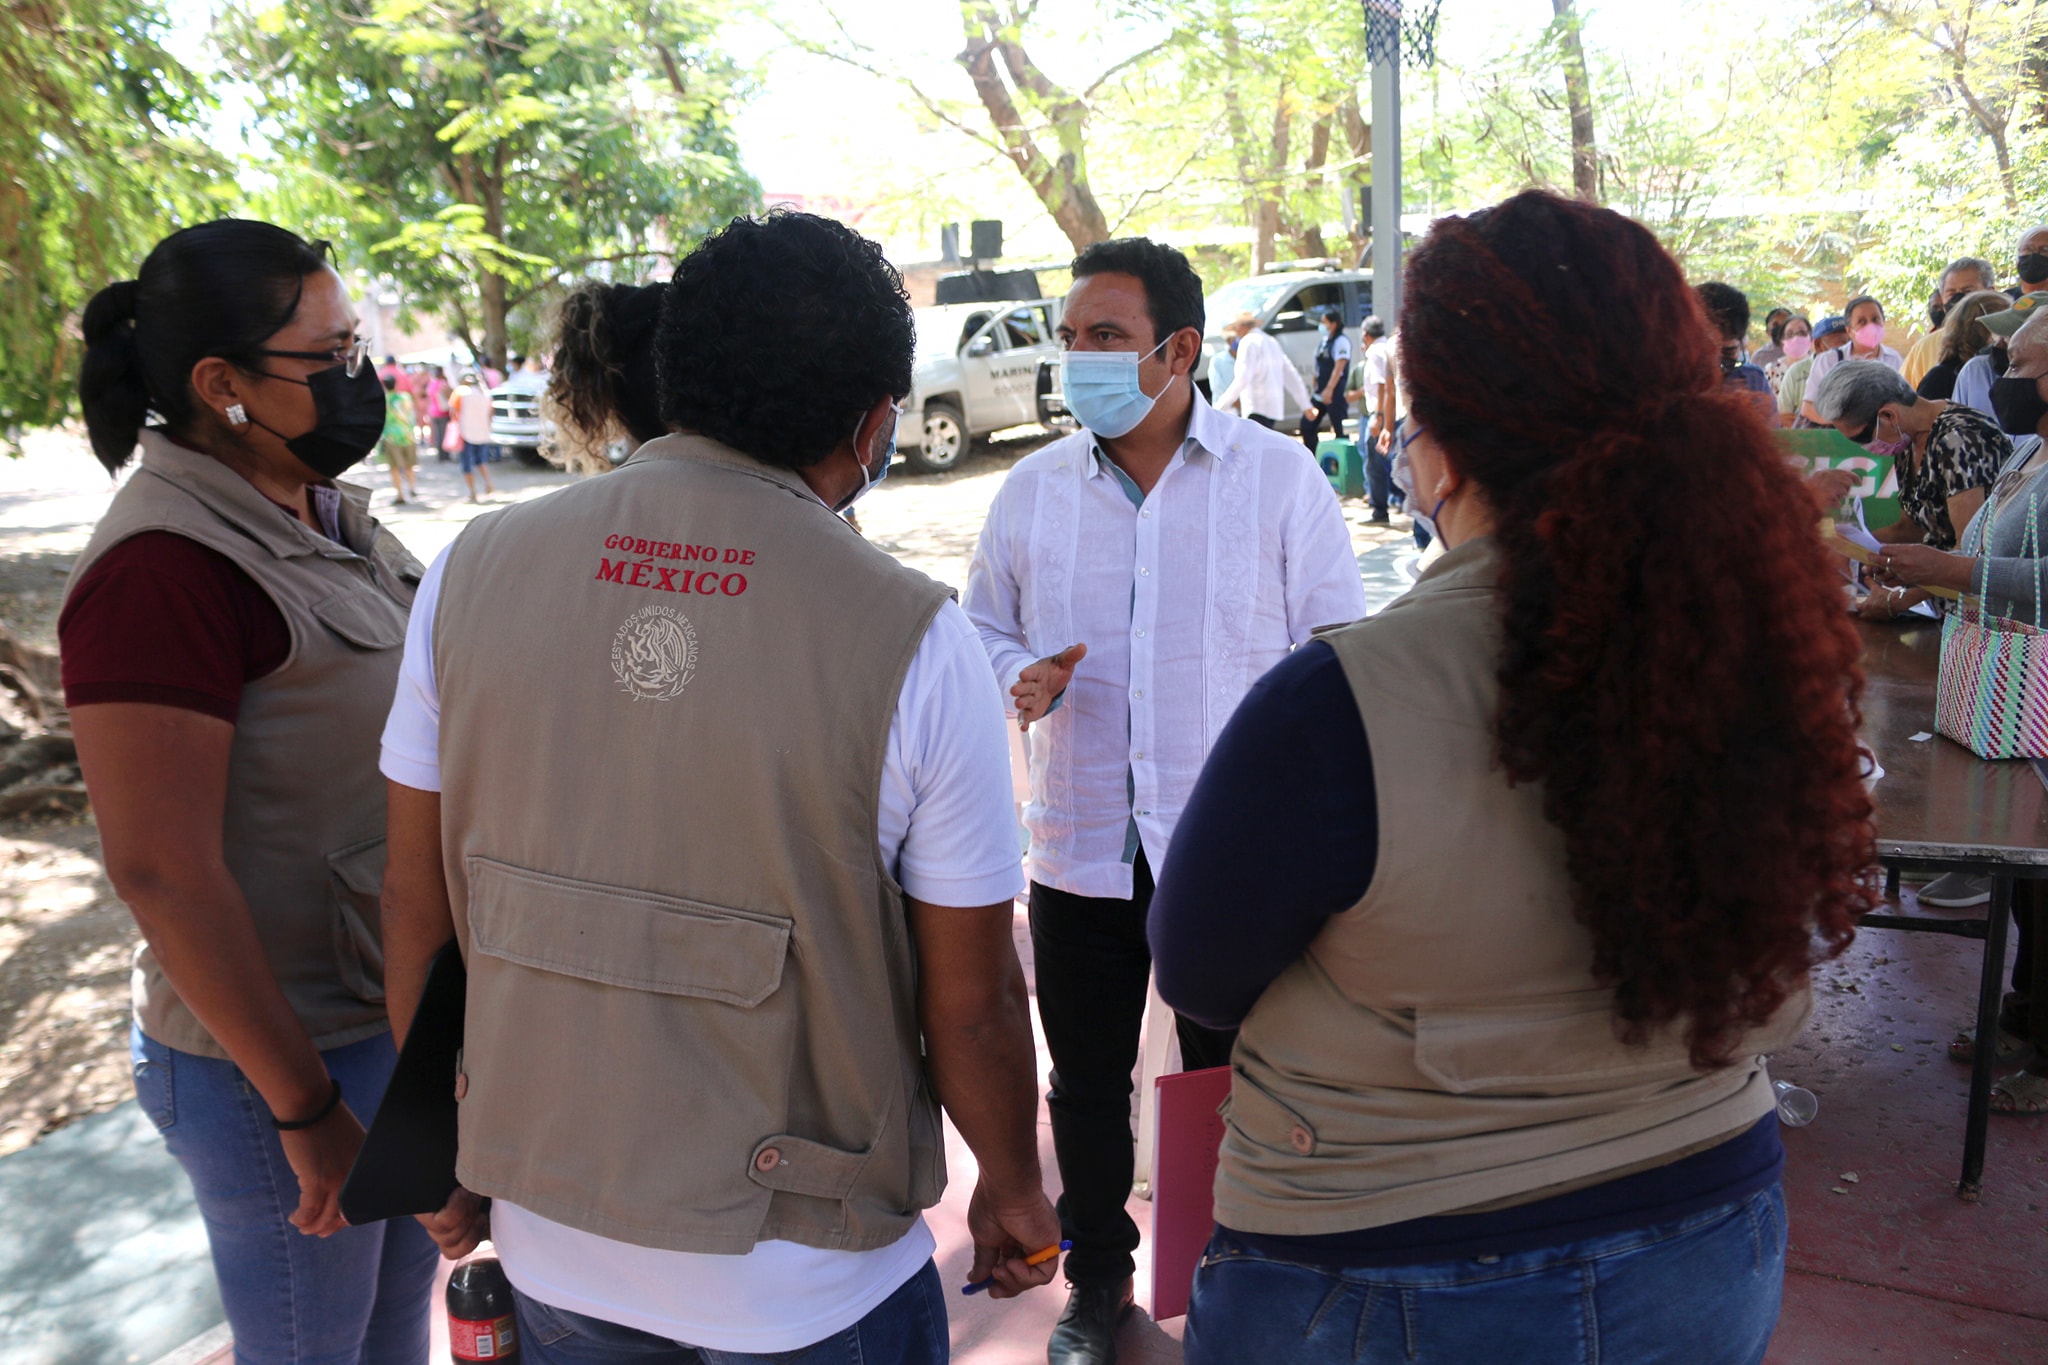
[1763,307,1792,344]
[655,210,912,470]
[548,281,668,447]
[1695,281,1751,344]
[1844,293,1885,323]
[382,373,397,392]
[1070,238,1205,347]
[78,219,332,475]
[1363,315,1387,338]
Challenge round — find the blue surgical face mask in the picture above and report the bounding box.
[835,402,900,514]
[1063,336,1176,439]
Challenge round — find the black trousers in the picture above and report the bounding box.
[1245,413,1277,429]
[1299,398,1348,450]
[1028,850,1237,1288]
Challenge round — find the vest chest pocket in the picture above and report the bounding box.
[310,588,407,651]
[328,836,388,1005]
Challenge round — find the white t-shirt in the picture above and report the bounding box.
[1359,337,1394,410]
[380,543,1027,1352]
[454,386,494,443]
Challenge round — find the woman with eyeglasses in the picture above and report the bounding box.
[60,219,434,1362]
[1811,358,2009,621]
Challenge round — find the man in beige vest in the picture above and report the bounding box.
[379,210,1060,1363]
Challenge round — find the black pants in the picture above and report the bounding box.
[1028,850,1237,1288]
[2004,882,2046,1050]
[1246,413,1277,429]
[1299,399,1347,451]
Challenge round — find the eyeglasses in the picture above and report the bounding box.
[247,336,373,377]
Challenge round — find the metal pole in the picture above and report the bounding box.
[1370,38,1402,325]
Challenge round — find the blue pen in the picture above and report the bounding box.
[961,1239,1072,1295]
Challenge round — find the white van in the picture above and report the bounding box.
[900,299,1065,472]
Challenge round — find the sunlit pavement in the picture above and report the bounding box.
[2,431,2042,1362]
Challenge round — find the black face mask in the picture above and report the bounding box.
[2018,253,2048,285]
[1991,344,2011,377]
[247,363,389,478]
[1929,301,1948,329]
[1991,375,2048,436]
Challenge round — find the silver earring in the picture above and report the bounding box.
[225,404,246,426]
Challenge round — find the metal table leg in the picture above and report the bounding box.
[1959,873,2014,1200]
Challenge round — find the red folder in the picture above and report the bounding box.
[1148,1065,1232,1321]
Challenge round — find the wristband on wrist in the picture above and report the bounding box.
[273,1078,343,1131]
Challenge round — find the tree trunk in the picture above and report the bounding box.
[955,1,1109,250]
[1340,95,1370,263]
[1950,68,2019,212]
[1252,86,1291,272]
[1550,0,1600,202]
[477,144,510,367]
[1289,112,1333,259]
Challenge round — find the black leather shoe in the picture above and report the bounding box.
[1047,1280,1133,1365]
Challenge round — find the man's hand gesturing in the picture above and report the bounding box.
[1012,644,1087,732]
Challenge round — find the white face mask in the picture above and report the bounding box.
[1394,420,1447,541]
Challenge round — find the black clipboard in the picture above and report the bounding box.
[340,939,466,1225]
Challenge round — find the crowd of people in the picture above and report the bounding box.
[47,195,2048,1365]
[367,352,556,505]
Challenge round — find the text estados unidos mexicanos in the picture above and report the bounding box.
[597,534,753,596]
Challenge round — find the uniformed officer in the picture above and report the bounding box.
[1299,307,1353,453]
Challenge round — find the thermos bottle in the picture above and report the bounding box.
[447,1255,520,1362]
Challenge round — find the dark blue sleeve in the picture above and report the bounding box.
[1148,640,1377,1030]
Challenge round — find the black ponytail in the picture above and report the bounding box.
[79,280,149,474]
[76,220,331,473]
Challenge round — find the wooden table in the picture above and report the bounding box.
[1856,617,2048,1198]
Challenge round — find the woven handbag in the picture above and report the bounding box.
[1935,489,2048,759]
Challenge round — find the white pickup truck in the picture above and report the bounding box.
[900,299,1065,473]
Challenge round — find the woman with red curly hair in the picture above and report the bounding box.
[1149,190,1875,1364]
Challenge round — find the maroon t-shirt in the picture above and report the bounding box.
[60,531,293,723]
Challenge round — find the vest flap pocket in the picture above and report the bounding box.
[328,836,387,1005]
[466,857,790,1007]
[310,589,406,650]
[746,1134,872,1200]
[1413,993,1691,1095]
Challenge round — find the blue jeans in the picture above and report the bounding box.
[460,441,490,474]
[131,1024,438,1365]
[1183,1185,1786,1365]
[512,1258,949,1364]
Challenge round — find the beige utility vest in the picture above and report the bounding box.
[1217,537,1811,1235]
[433,435,954,1255]
[64,430,419,1059]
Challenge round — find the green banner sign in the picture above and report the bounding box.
[1774,429,1901,529]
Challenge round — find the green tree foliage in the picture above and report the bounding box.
[222,0,757,365]
[1818,0,2048,306]
[0,0,222,441]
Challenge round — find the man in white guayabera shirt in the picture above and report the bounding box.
[964,238,1367,1365]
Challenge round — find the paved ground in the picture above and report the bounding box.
[12,427,2039,1363]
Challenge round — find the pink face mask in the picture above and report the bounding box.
[1782,334,1813,361]
[1854,322,1886,349]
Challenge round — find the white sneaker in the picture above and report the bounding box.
[1917,873,1992,908]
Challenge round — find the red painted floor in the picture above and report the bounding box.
[921,886,2048,1362]
[1761,888,2048,1363]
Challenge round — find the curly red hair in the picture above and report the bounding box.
[1402,191,1875,1068]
